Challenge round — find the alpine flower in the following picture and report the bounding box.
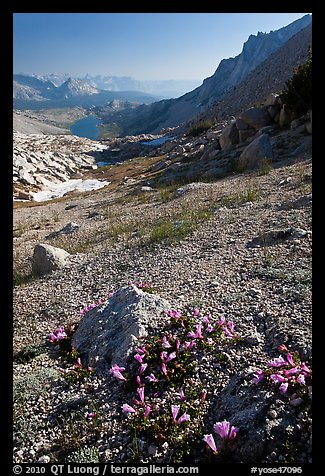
[279,382,289,393]
[268,356,287,367]
[144,405,151,417]
[171,404,190,424]
[122,404,136,413]
[213,420,239,440]
[145,373,158,383]
[203,434,218,454]
[110,364,126,381]
[139,363,148,375]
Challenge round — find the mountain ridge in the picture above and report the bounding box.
[100,14,311,135]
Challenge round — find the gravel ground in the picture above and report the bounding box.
[13,152,312,464]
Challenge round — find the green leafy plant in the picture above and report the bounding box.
[279,49,312,117]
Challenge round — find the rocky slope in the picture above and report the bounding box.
[186,23,312,127]
[13,105,312,464]
[102,15,311,135]
[13,110,70,135]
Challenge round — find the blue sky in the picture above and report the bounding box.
[13,13,311,81]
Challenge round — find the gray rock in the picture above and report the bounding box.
[219,122,239,149]
[238,128,255,143]
[148,444,158,456]
[32,243,70,276]
[279,105,294,128]
[46,222,80,239]
[210,368,306,462]
[238,133,273,169]
[264,93,281,107]
[238,107,272,130]
[71,285,171,372]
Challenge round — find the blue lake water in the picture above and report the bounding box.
[70,115,103,140]
[141,135,175,146]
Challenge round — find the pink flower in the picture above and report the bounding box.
[136,346,146,355]
[162,363,167,375]
[48,326,67,343]
[207,338,214,345]
[227,321,235,333]
[279,382,289,393]
[301,363,311,374]
[268,356,287,368]
[137,387,145,405]
[74,357,82,368]
[206,324,214,333]
[136,376,141,385]
[222,326,234,338]
[166,352,177,362]
[122,404,136,413]
[160,351,168,361]
[171,404,180,421]
[203,434,218,454]
[85,412,96,419]
[296,374,306,385]
[270,373,287,383]
[128,280,133,285]
[162,336,171,348]
[178,387,185,401]
[110,364,126,381]
[166,309,181,319]
[278,344,288,353]
[134,353,144,364]
[202,316,210,325]
[286,353,295,367]
[217,316,225,326]
[284,367,300,376]
[252,370,264,384]
[176,339,181,350]
[201,389,207,402]
[213,420,239,440]
[171,404,190,424]
[144,405,151,417]
[139,363,148,375]
[188,325,204,339]
[193,308,200,316]
[146,373,158,383]
[177,413,191,424]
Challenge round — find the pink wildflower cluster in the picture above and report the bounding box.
[166,307,238,344]
[58,357,94,382]
[253,346,312,396]
[48,326,67,343]
[79,293,113,316]
[171,404,190,424]
[128,280,153,292]
[203,420,239,455]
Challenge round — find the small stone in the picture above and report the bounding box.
[38,455,50,463]
[268,410,278,419]
[148,444,158,456]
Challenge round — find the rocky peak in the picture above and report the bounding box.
[57,77,99,98]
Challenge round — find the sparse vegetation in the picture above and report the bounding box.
[187,120,214,137]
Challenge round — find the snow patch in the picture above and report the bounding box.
[30,179,110,202]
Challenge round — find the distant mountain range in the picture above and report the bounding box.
[13,73,201,107]
[13,75,165,109]
[99,14,311,135]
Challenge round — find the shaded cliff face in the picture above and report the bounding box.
[186,23,312,128]
[105,14,311,135]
